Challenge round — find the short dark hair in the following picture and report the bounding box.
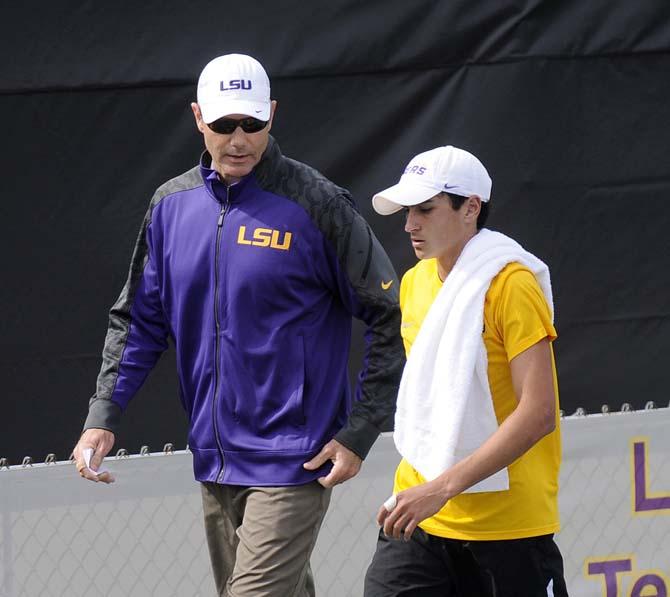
[443,192,490,230]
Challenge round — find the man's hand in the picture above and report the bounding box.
[72,428,116,483]
[303,439,362,488]
[376,480,448,541]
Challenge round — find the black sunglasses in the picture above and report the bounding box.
[207,116,269,135]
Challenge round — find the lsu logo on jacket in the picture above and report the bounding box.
[237,226,292,251]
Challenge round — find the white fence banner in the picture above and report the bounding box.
[559,408,670,597]
[1,408,669,596]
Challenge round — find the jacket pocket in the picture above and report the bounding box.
[287,334,306,426]
[226,333,306,434]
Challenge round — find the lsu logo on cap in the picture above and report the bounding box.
[220,79,252,91]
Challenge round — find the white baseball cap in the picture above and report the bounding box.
[372,146,492,215]
[196,54,271,124]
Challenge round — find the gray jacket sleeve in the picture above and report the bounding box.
[328,196,405,459]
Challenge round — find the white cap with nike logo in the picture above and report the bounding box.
[196,53,271,124]
[372,146,492,215]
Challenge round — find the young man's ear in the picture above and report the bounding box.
[466,196,482,221]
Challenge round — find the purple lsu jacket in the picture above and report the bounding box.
[84,137,405,486]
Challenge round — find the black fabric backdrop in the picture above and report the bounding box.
[2,1,669,463]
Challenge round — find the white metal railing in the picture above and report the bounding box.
[2,408,670,596]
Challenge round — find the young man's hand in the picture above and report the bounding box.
[376,480,448,541]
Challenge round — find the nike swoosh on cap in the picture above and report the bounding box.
[381,280,393,290]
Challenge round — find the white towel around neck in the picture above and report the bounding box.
[394,229,553,492]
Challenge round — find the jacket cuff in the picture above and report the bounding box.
[334,415,381,460]
[83,399,122,436]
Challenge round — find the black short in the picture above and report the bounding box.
[364,527,568,597]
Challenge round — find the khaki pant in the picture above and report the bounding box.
[201,482,332,597]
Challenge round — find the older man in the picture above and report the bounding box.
[72,53,404,596]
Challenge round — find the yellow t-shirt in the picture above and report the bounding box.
[394,259,561,540]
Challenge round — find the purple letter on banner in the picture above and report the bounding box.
[634,441,670,512]
[588,559,632,597]
[630,574,667,597]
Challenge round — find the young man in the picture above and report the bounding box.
[364,146,568,596]
[71,54,404,596]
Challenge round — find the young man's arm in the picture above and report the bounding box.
[377,336,556,539]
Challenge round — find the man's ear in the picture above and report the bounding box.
[267,100,278,132]
[191,102,206,133]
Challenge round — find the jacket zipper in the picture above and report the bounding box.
[212,188,230,483]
